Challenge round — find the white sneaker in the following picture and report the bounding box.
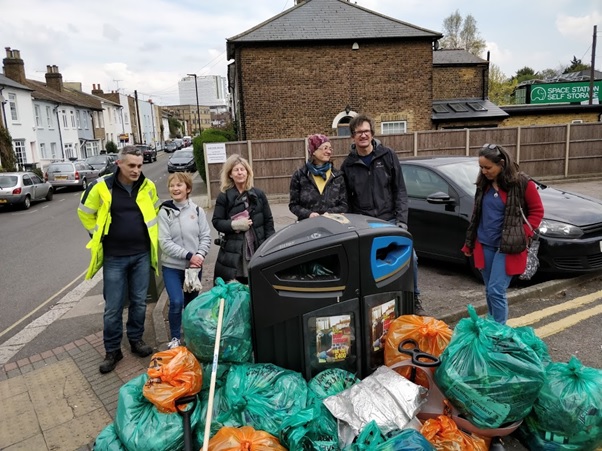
[167,337,181,349]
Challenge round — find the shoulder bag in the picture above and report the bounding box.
[519,207,540,281]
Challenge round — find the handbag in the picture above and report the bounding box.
[519,207,540,281]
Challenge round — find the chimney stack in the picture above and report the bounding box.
[91,83,104,95]
[2,47,27,84]
[45,64,64,92]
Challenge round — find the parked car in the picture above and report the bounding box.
[85,154,117,176]
[167,148,197,173]
[164,141,178,153]
[136,144,157,163]
[0,172,53,209]
[182,136,192,147]
[400,156,602,276]
[45,160,100,191]
[173,138,184,150]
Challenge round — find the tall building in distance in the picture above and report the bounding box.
[178,75,228,106]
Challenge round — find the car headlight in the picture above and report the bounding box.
[537,219,583,239]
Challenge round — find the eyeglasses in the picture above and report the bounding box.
[353,129,372,137]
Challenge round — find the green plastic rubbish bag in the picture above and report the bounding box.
[308,368,361,400]
[375,428,435,451]
[217,363,308,437]
[182,278,252,364]
[519,356,602,450]
[344,422,435,451]
[114,374,203,451]
[280,369,360,451]
[514,325,552,367]
[434,305,545,429]
[94,423,126,451]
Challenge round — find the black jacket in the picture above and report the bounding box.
[340,141,408,224]
[211,187,275,281]
[288,164,348,220]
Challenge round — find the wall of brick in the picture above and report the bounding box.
[237,41,434,139]
[433,66,486,100]
[501,112,600,127]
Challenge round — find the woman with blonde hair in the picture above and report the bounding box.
[159,172,211,348]
[212,154,275,284]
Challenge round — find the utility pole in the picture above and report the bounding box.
[134,90,143,144]
[187,73,202,135]
[589,25,597,105]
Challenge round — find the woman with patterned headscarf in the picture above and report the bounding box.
[289,134,348,220]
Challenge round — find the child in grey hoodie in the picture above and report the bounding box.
[158,172,211,348]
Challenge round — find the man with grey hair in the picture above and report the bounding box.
[78,145,161,373]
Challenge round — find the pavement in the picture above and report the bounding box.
[0,189,598,450]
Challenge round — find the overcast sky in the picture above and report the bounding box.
[0,0,599,105]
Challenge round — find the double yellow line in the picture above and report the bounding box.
[507,290,602,338]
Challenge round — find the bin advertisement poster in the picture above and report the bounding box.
[371,299,396,352]
[316,314,352,363]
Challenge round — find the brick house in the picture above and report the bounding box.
[226,0,508,140]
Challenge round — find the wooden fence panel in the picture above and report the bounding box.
[203,123,602,202]
[568,123,602,176]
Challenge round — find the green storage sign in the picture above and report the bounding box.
[530,81,601,104]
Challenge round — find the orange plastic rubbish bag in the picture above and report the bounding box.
[384,315,452,388]
[421,415,488,451]
[142,347,203,413]
[208,426,287,450]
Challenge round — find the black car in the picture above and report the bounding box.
[164,141,178,153]
[136,144,157,163]
[85,154,117,176]
[400,156,602,275]
[167,148,196,173]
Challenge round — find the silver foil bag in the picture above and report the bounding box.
[322,366,427,446]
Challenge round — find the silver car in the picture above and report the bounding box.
[0,172,54,209]
[45,160,100,190]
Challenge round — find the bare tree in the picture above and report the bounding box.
[440,10,486,57]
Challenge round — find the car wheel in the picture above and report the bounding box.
[46,188,54,201]
[81,179,88,191]
[22,195,31,210]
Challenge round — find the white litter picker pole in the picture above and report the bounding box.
[202,297,225,451]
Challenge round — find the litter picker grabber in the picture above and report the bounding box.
[202,297,226,451]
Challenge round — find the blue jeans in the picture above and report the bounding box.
[102,252,150,352]
[481,245,513,324]
[162,266,201,340]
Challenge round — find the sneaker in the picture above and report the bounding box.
[167,337,181,349]
[99,350,123,374]
[130,339,153,357]
[414,296,427,316]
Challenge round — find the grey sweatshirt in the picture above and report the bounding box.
[158,199,211,270]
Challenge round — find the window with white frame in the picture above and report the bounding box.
[8,93,18,121]
[64,143,74,159]
[76,111,81,129]
[124,112,129,125]
[40,143,49,159]
[50,142,58,159]
[70,110,76,128]
[14,140,26,164]
[85,141,99,155]
[34,105,42,127]
[61,110,68,128]
[381,121,407,135]
[83,112,89,129]
[46,106,53,128]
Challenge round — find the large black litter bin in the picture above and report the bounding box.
[248,213,414,380]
